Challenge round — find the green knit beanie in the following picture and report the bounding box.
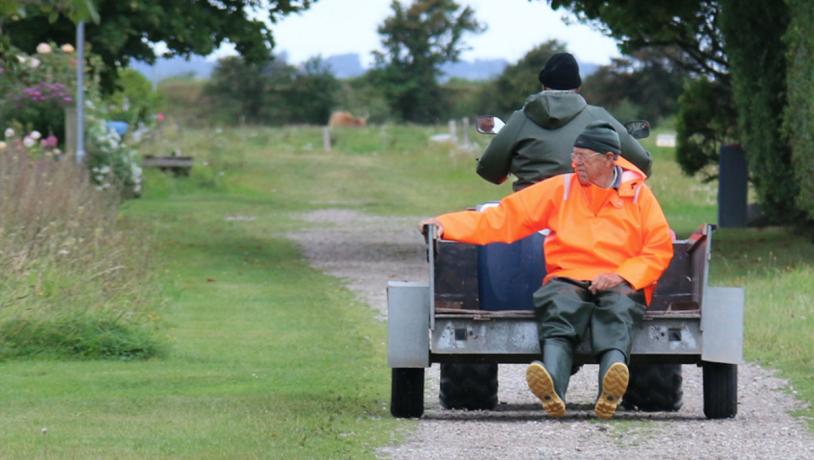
[574,121,621,155]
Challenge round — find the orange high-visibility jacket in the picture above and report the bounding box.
[436,158,673,305]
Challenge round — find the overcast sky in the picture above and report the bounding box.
[209,0,621,67]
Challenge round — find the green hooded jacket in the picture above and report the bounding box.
[477,91,652,191]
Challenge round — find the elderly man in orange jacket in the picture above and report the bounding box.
[420,121,673,419]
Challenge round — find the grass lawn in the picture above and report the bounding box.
[0,123,811,458]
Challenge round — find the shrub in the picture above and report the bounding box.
[675,77,738,179]
[107,68,164,125]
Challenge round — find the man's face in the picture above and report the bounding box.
[571,147,614,186]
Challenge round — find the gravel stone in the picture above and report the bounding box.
[288,209,814,460]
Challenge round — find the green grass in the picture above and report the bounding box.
[0,132,407,457]
[712,227,814,427]
[0,123,811,458]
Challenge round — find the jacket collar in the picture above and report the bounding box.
[614,157,646,197]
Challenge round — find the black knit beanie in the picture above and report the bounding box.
[574,121,621,155]
[538,52,582,90]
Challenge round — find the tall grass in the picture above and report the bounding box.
[0,150,164,359]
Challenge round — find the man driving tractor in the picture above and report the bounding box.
[476,52,652,191]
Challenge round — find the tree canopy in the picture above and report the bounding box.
[581,48,686,123]
[371,0,485,122]
[548,0,727,80]
[1,0,315,90]
[546,0,810,224]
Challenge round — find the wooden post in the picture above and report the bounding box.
[461,117,470,147]
[448,119,457,143]
[64,107,77,158]
[323,126,332,152]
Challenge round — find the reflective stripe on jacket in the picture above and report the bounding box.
[437,158,673,305]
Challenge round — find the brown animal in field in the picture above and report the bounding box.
[328,111,367,128]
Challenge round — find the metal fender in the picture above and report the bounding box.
[701,286,744,364]
[387,282,430,368]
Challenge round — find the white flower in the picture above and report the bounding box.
[23,137,35,148]
[99,165,111,174]
[61,43,75,53]
[3,128,13,138]
[0,141,6,152]
[36,43,52,54]
[29,130,41,140]
[29,58,41,69]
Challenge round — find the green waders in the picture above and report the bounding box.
[531,277,647,401]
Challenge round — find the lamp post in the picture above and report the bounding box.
[75,21,85,164]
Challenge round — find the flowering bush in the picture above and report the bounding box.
[1,125,63,159]
[0,42,76,142]
[1,42,145,197]
[86,115,143,196]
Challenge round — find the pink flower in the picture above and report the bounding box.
[41,135,58,149]
[156,112,165,123]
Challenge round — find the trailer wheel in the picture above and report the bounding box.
[703,362,738,419]
[622,363,683,412]
[391,368,424,418]
[439,363,498,410]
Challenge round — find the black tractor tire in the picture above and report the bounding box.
[439,363,498,410]
[702,362,738,419]
[390,368,424,418]
[622,363,683,412]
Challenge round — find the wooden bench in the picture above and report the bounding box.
[142,155,193,176]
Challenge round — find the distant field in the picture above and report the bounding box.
[0,123,809,458]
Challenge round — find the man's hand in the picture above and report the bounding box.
[418,218,444,238]
[589,273,627,294]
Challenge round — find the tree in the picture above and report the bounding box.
[205,56,271,125]
[582,48,687,123]
[544,1,733,173]
[548,0,728,81]
[2,0,314,90]
[277,57,340,125]
[783,0,814,222]
[204,55,339,126]
[720,0,797,222]
[547,0,804,224]
[372,0,485,122]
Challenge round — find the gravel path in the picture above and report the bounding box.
[287,209,814,459]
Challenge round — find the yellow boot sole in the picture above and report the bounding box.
[595,362,629,419]
[526,362,566,417]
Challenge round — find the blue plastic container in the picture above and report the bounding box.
[105,121,129,137]
[477,231,546,311]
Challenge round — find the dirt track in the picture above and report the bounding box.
[288,209,814,459]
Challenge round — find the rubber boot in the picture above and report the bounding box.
[595,349,629,419]
[526,338,573,417]
[544,338,574,401]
